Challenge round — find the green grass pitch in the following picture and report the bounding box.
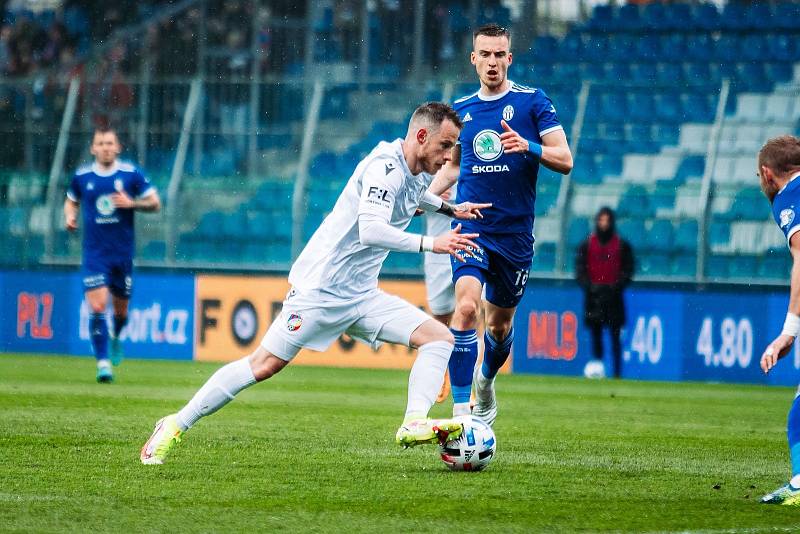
[1,353,799,532]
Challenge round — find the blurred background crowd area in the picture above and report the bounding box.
[1,0,799,284]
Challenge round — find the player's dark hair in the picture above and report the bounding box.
[92,126,119,140]
[473,23,510,44]
[759,135,800,177]
[410,102,463,131]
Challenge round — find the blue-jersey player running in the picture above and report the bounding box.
[430,23,573,425]
[64,127,161,383]
[758,135,800,505]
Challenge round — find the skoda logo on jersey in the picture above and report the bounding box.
[780,208,795,228]
[502,105,514,121]
[95,194,116,216]
[473,129,503,162]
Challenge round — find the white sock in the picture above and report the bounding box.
[176,357,256,431]
[475,367,494,392]
[453,402,471,416]
[97,359,111,370]
[405,340,453,420]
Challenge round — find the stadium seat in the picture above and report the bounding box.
[729,255,758,278]
[648,219,675,251]
[671,253,697,277]
[674,220,699,252]
[675,155,706,182]
[651,154,681,182]
[758,253,790,279]
[705,254,730,278]
[532,243,556,273]
[693,2,721,31]
[639,252,671,277]
[617,218,646,248]
[567,217,591,249]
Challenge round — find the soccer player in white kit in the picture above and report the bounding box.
[141,102,491,464]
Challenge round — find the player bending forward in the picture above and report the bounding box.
[758,135,800,505]
[141,102,491,464]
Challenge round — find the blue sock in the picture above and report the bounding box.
[449,328,478,405]
[113,314,127,338]
[481,328,514,380]
[90,313,109,361]
[788,395,800,477]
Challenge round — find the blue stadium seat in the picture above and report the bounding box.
[658,34,686,62]
[648,219,674,251]
[642,2,667,31]
[197,211,225,238]
[675,156,705,182]
[532,35,558,57]
[596,155,623,177]
[684,35,714,62]
[141,241,166,261]
[656,63,682,86]
[567,217,591,248]
[775,2,800,31]
[767,34,797,62]
[617,218,646,248]
[693,2,721,31]
[639,252,671,277]
[587,4,613,32]
[708,222,730,248]
[729,255,758,278]
[608,34,635,61]
[741,34,768,62]
[653,123,680,148]
[617,3,642,31]
[705,254,730,278]
[605,62,630,83]
[713,35,740,63]
[745,3,773,30]
[635,35,659,61]
[580,62,605,82]
[600,92,628,122]
[674,220,699,252]
[720,2,747,31]
[736,62,770,92]
[655,93,682,123]
[532,243,556,272]
[628,92,656,123]
[665,2,692,30]
[583,35,608,62]
[671,253,697,277]
[766,62,793,84]
[630,63,657,84]
[758,254,790,279]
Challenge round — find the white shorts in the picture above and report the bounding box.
[261,288,432,361]
[424,259,455,316]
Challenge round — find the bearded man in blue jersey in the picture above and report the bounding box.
[431,23,573,425]
[64,128,161,382]
[757,135,800,505]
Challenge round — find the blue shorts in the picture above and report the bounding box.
[450,234,532,309]
[82,257,133,298]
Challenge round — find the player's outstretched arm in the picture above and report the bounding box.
[761,233,800,373]
[432,223,480,263]
[64,197,79,232]
[499,120,573,175]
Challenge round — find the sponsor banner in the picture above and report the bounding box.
[195,275,430,368]
[0,270,81,354]
[0,270,194,359]
[514,281,798,386]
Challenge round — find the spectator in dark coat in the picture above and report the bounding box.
[575,207,634,379]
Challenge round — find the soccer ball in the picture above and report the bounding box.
[583,359,606,379]
[439,415,496,471]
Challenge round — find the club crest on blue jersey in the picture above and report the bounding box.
[502,105,514,121]
[473,129,503,162]
[95,194,116,217]
[780,208,795,228]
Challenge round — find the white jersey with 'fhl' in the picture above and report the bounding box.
[289,139,433,300]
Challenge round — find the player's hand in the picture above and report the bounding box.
[452,202,492,220]
[433,223,480,262]
[111,190,135,209]
[760,334,795,374]
[499,119,529,154]
[65,214,78,232]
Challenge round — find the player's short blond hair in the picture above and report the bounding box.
[759,135,800,177]
[473,23,510,46]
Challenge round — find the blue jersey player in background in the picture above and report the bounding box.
[430,24,573,425]
[758,135,800,505]
[64,128,161,383]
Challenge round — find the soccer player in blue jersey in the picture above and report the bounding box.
[431,23,573,425]
[64,128,161,383]
[757,135,800,505]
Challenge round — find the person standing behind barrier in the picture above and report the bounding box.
[575,207,634,379]
[756,135,800,505]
